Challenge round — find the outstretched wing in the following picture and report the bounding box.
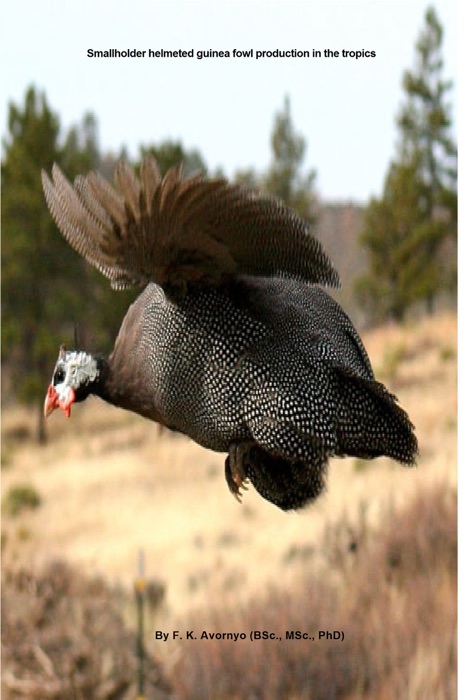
[42,156,340,296]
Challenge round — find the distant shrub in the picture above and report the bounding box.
[2,483,41,517]
[379,342,408,381]
[353,457,371,473]
[15,525,32,541]
[439,344,456,363]
[1,448,12,470]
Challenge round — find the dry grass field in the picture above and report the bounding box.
[1,311,457,698]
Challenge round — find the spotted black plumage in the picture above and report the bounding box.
[42,157,418,511]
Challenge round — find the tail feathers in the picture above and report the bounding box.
[243,445,327,511]
[334,369,418,465]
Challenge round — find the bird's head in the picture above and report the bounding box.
[44,345,100,418]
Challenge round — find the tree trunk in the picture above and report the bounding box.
[426,293,435,315]
[37,400,47,444]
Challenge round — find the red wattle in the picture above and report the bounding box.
[59,387,76,418]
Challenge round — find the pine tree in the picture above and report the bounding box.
[1,87,99,441]
[397,6,457,311]
[263,96,318,225]
[139,141,206,177]
[356,159,428,321]
[356,6,456,321]
[232,96,319,225]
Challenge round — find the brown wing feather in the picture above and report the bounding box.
[42,155,340,295]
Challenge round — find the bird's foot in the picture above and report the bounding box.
[224,443,252,503]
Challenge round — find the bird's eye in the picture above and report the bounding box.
[53,368,65,384]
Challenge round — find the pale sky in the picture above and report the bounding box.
[0,0,458,203]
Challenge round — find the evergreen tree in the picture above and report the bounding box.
[357,6,456,321]
[233,167,259,189]
[62,112,100,173]
[398,5,457,310]
[1,87,99,441]
[263,96,318,224]
[355,159,429,321]
[139,140,206,176]
[233,96,319,223]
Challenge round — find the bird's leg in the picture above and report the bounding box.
[224,442,254,503]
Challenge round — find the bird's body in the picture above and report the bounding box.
[42,157,417,510]
[107,278,374,447]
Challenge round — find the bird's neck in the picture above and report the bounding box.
[91,356,122,406]
[95,354,161,423]
[73,354,110,403]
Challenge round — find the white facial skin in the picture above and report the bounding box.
[52,351,99,403]
[45,349,101,418]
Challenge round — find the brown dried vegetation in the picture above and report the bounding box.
[172,484,457,699]
[1,561,171,699]
[1,312,457,697]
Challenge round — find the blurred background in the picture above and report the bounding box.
[1,1,458,698]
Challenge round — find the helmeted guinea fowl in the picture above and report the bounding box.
[42,156,418,510]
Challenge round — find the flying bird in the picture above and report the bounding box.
[42,157,417,510]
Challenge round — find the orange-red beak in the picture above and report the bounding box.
[44,385,59,417]
[44,385,76,418]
